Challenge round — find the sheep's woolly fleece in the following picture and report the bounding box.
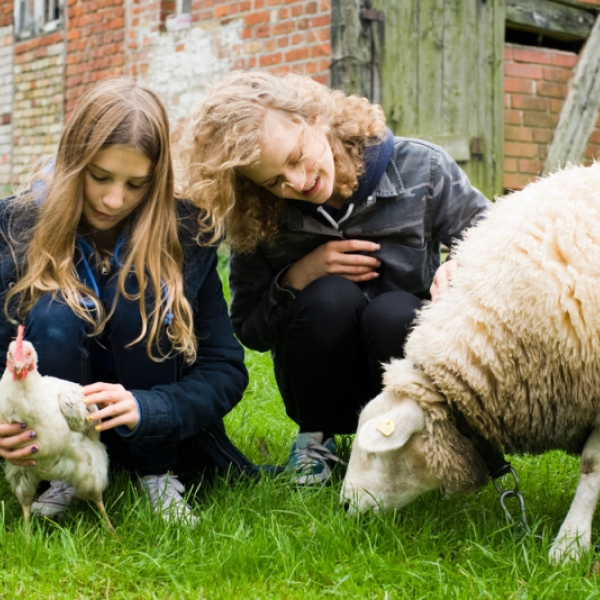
[388,163,600,494]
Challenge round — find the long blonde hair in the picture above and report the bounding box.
[6,78,196,362]
[177,71,387,253]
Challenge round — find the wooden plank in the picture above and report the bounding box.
[506,0,595,41]
[544,14,600,173]
[382,1,420,134]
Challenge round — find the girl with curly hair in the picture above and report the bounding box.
[0,78,255,524]
[179,71,490,483]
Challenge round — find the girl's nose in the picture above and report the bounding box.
[284,168,306,192]
[102,186,125,209]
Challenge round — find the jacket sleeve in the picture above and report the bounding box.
[229,248,297,353]
[127,250,249,444]
[429,146,491,249]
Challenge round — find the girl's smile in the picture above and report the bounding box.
[241,109,335,205]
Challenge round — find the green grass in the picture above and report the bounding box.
[1,255,600,598]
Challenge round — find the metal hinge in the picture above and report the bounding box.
[360,8,385,22]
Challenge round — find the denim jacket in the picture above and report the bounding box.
[0,198,250,468]
[230,136,491,352]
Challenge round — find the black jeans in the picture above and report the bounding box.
[274,275,422,434]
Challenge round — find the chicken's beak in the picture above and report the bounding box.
[12,363,27,381]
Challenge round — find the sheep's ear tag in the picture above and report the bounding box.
[376,419,395,437]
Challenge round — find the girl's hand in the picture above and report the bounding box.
[82,382,141,432]
[282,239,381,290]
[430,259,458,302]
[0,421,38,466]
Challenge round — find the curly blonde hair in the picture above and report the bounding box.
[6,78,197,363]
[177,71,387,253]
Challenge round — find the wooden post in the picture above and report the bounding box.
[330,0,383,102]
[544,15,600,173]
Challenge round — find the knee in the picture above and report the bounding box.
[292,276,366,322]
[361,291,422,340]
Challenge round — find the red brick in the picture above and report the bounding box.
[549,98,565,114]
[532,128,553,143]
[518,158,543,174]
[244,10,269,25]
[504,141,538,158]
[542,66,573,84]
[311,43,329,58]
[537,81,568,99]
[505,62,543,80]
[259,52,282,66]
[503,157,518,172]
[504,77,534,94]
[273,21,295,35]
[551,52,578,68]
[256,25,271,37]
[512,47,553,65]
[511,94,548,112]
[523,111,559,128]
[503,172,535,191]
[504,125,534,142]
[285,47,309,62]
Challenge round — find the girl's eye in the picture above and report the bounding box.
[290,151,304,167]
[89,171,108,183]
[126,182,144,191]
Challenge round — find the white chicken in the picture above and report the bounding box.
[0,325,113,535]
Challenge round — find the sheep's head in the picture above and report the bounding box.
[342,359,491,514]
[341,390,442,514]
[6,325,37,381]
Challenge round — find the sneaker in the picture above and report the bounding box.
[31,480,76,519]
[139,473,198,526]
[286,432,345,485]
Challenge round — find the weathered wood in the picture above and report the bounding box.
[544,14,600,173]
[381,0,505,199]
[330,0,383,102]
[506,0,595,41]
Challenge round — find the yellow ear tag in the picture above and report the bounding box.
[376,419,395,437]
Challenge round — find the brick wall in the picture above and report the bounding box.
[65,0,126,115]
[503,43,600,191]
[0,22,13,190]
[128,0,331,142]
[12,32,65,186]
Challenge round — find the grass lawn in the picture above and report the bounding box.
[1,255,599,598]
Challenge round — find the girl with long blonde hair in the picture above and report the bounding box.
[179,71,490,484]
[0,78,254,524]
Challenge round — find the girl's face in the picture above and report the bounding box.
[242,109,335,204]
[82,146,152,237]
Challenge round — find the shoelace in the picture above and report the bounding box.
[142,474,190,513]
[294,441,347,471]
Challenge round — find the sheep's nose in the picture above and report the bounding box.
[343,501,350,512]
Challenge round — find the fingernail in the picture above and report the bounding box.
[94,425,102,431]
[86,416,93,422]
[31,446,38,454]
[28,431,36,439]
[19,423,26,429]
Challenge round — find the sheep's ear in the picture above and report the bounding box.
[356,399,424,454]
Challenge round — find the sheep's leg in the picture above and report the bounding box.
[93,498,115,534]
[550,427,600,563]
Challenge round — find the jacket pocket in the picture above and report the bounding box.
[375,241,429,294]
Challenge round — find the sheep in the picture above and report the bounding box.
[341,162,600,563]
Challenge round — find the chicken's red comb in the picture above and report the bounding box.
[14,324,24,363]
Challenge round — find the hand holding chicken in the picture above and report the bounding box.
[0,325,113,535]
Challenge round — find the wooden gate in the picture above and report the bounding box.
[332,0,505,200]
[381,0,505,199]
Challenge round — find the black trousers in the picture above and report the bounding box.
[273,275,422,434]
